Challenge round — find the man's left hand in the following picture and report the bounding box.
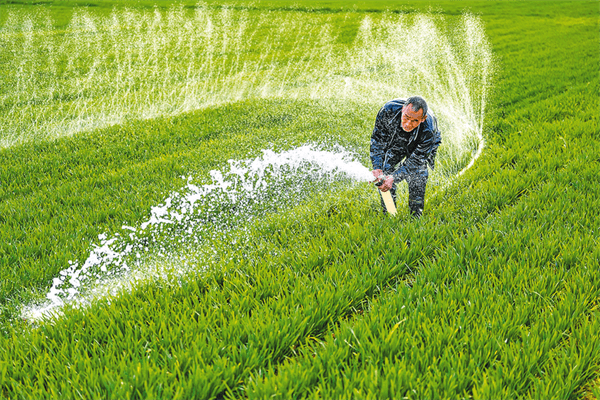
[378,175,394,192]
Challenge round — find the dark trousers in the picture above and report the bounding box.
[379,172,428,217]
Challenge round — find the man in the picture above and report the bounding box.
[370,96,441,217]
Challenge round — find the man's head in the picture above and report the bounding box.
[401,96,428,132]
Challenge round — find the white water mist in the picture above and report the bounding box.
[1,7,492,170]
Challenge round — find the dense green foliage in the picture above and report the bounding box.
[0,98,371,313]
[1,0,599,399]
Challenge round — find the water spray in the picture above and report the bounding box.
[22,144,375,321]
[5,7,493,322]
[1,8,492,170]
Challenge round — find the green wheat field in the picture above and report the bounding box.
[0,0,599,398]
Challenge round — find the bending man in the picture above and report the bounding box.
[370,96,441,217]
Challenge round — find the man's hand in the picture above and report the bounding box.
[378,175,394,192]
[371,169,383,182]
[372,169,394,192]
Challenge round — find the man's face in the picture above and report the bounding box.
[401,104,426,132]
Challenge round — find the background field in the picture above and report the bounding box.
[1,0,599,399]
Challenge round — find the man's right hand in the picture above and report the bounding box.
[378,175,394,192]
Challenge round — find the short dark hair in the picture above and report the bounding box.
[405,96,428,116]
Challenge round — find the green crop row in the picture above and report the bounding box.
[2,129,597,398]
[246,133,600,399]
[0,0,594,18]
[0,192,414,398]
